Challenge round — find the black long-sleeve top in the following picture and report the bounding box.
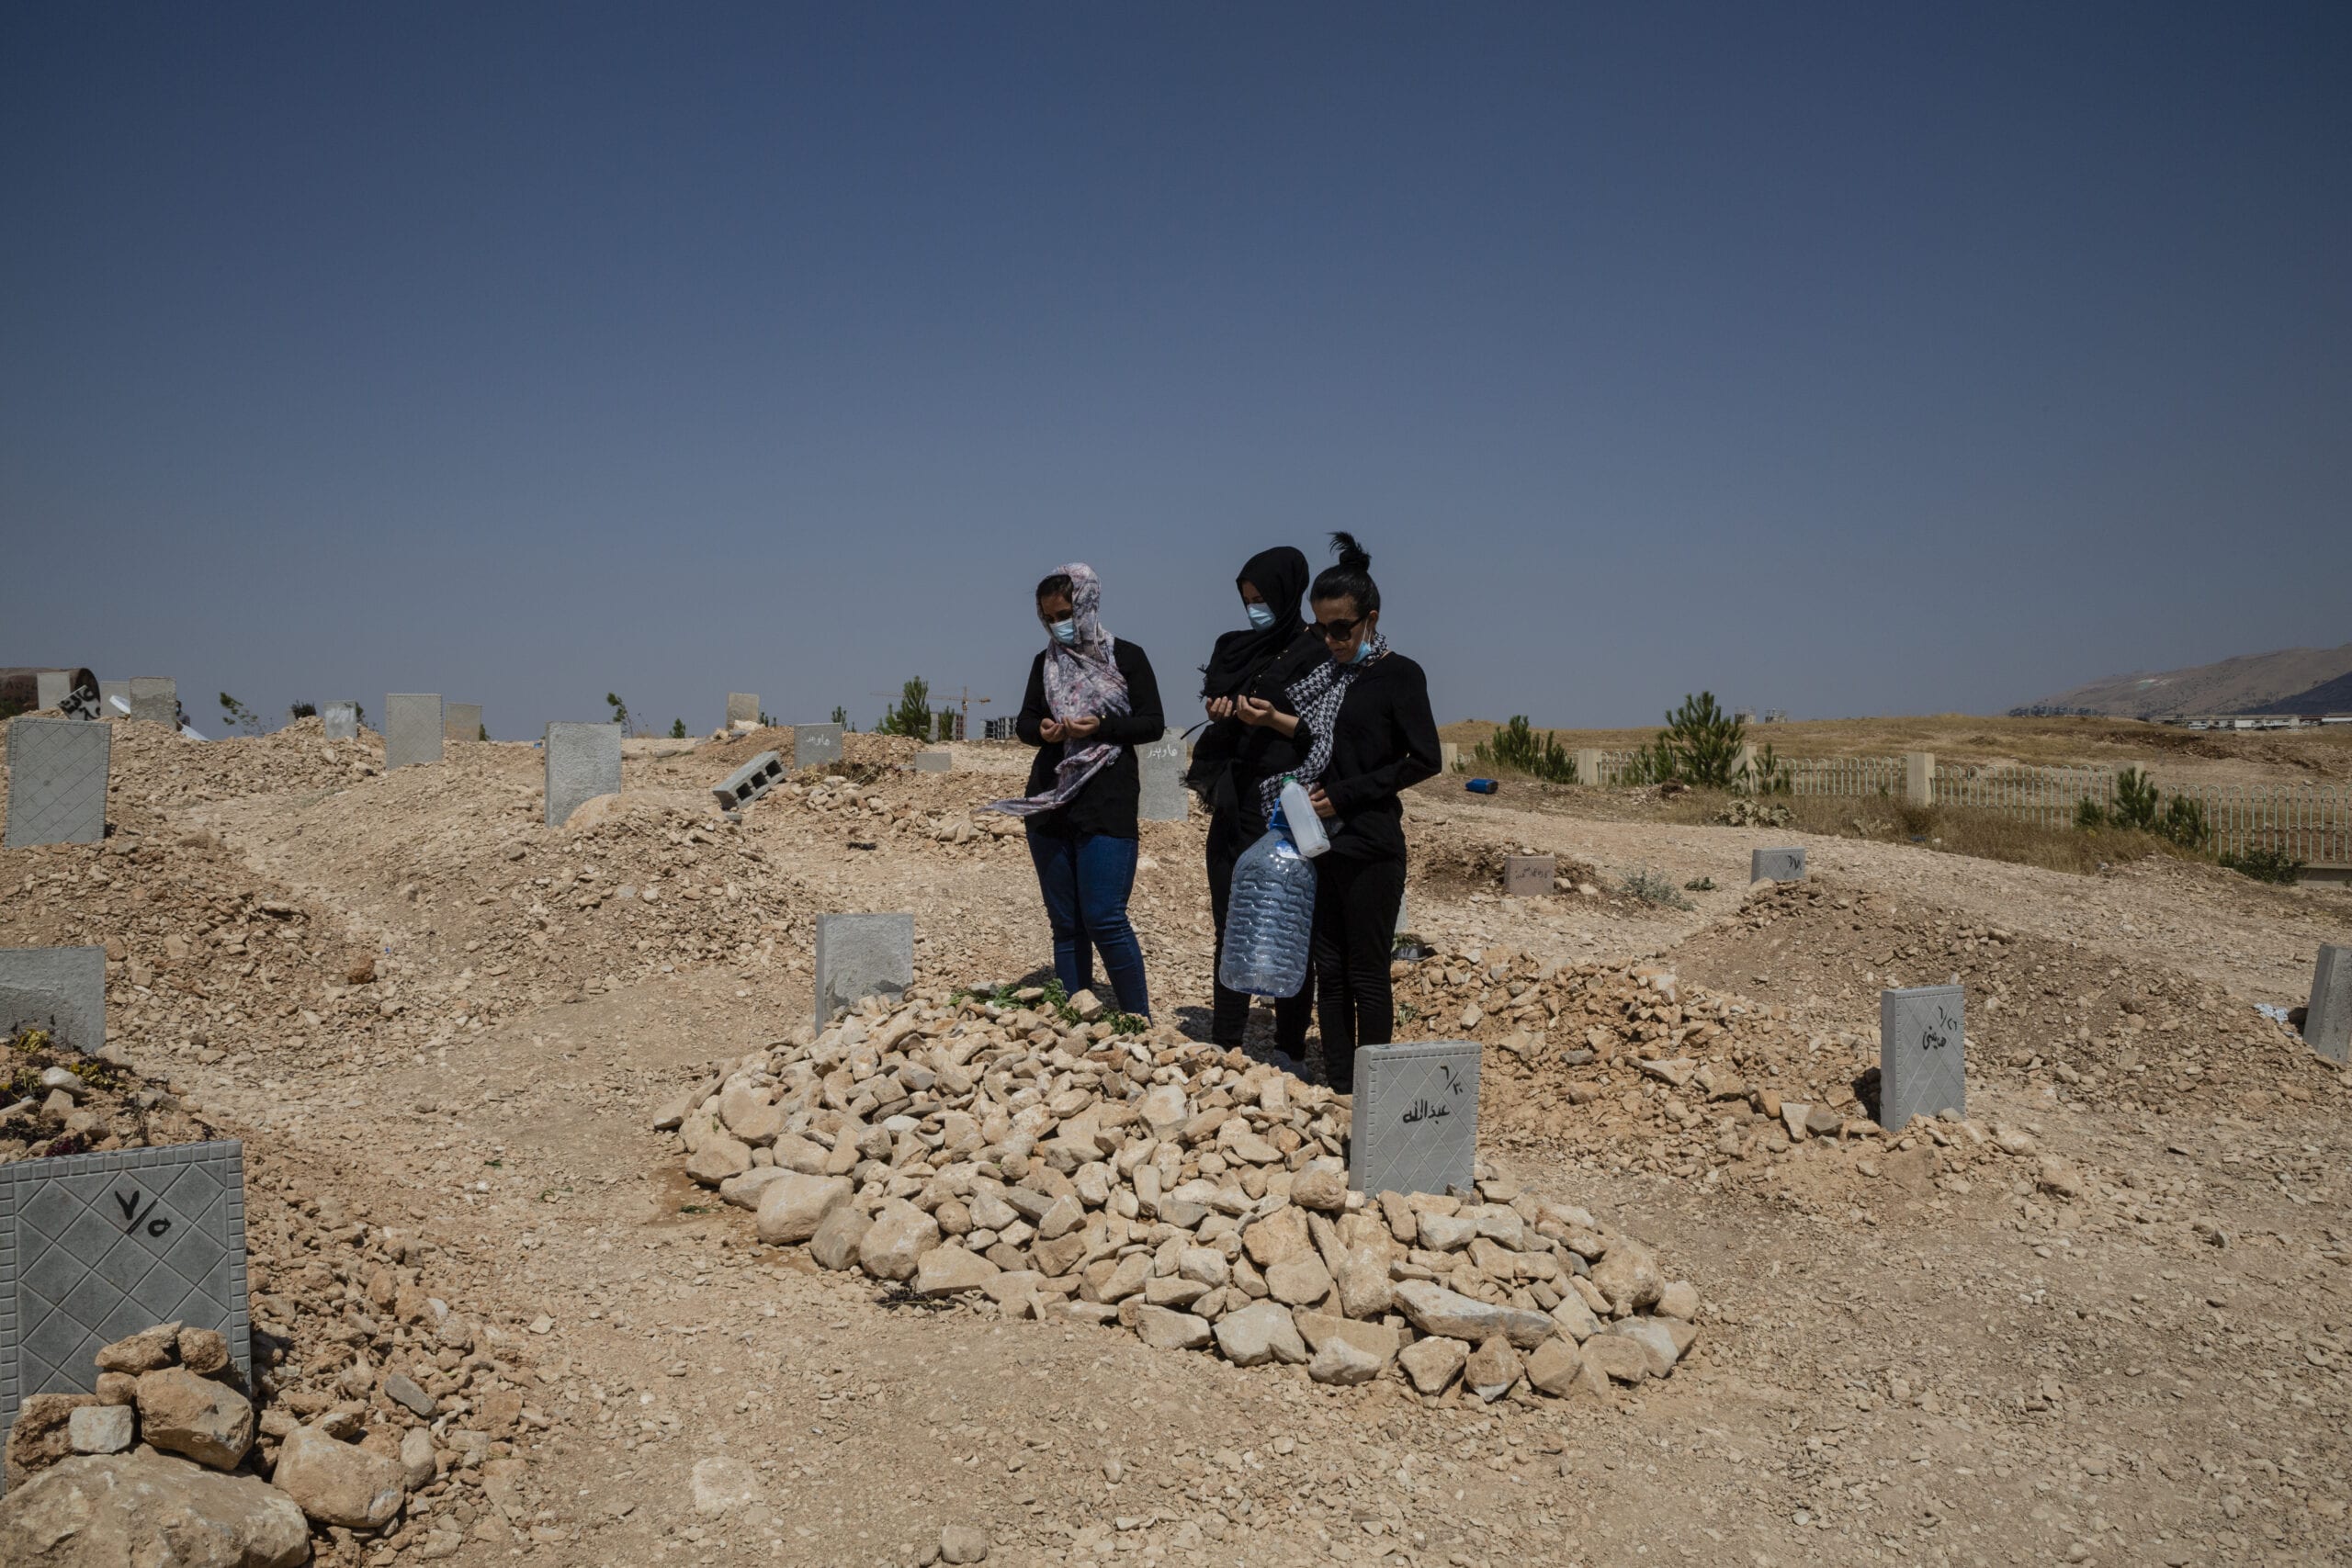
[1314,650,1442,863]
[1014,639,1165,839]
[1186,626,1326,820]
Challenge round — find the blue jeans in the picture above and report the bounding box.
[1025,829,1150,1017]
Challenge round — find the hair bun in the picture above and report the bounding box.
[1329,531,1371,571]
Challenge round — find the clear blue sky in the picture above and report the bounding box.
[6,4,2346,737]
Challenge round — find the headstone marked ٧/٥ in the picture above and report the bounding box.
[1347,1042,1480,1198]
[4,719,110,849]
[1503,855,1555,897]
[1751,847,1806,883]
[1138,730,1188,822]
[1877,985,1965,1130]
[792,724,844,770]
[726,694,760,728]
[383,694,444,770]
[0,1140,252,1489]
[544,722,623,827]
[814,913,914,1030]
[126,678,176,728]
[443,702,483,742]
[913,750,952,773]
[712,751,786,812]
[321,702,359,741]
[0,946,106,1055]
[2303,945,2352,1065]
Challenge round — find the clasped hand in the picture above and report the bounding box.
[1039,715,1101,743]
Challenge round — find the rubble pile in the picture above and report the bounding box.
[655,988,1702,1404]
[97,714,384,809]
[3,1023,211,1164]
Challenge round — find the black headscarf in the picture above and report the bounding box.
[1200,547,1312,700]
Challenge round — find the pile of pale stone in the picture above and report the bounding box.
[658,988,1702,1404]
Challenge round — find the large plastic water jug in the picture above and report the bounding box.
[1218,828,1318,998]
[1277,776,1329,858]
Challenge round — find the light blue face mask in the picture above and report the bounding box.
[1348,637,1374,665]
[1050,620,1079,647]
[1245,603,1277,630]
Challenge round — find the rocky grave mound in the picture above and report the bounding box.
[3,1023,211,1164]
[653,987,1703,1404]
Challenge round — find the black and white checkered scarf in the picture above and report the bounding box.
[1258,632,1390,822]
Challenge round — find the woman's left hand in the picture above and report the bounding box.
[1062,715,1102,740]
[1308,784,1336,818]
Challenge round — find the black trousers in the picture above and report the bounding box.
[1204,803,1316,1053]
[1311,852,1407,1092]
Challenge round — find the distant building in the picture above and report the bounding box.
[983,716,1017,741]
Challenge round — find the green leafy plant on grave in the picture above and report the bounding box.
[1474,716,1577,784]
[877,678,934,739]
[1685,875,1717,892]
[2221,846,2304,884]
[218,693,262,737]
[605,693,631,736]
[288,702,317,721]
[1619,866,1694,910]
[670,718,687,739]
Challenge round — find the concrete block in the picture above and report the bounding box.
[814,913,913,1029]
[320,702,359,742]
[1138,729,1189,822]
[5,719,109,848]
[1751,847,1806,883]
[97,682,130,717]
[383,694,443,770]
[0,946,106,1055]
[544,722,623,826]
[33,672,69,711]
[792,724,844,770]
[1575,748,1603,785]
[1348,1042,1479,1198]
[1904,751,1936,807]
[913,750,952,773]
[1878,985,1964,1131]
[2303,945,2352,1065]
[0,1139,251,1484]
[712,750,786,812]
[126,678,176,727]
[444,702,482,742]
[1439,741,1461,774]
[1503,854,1554,897]
[726,694,760,727]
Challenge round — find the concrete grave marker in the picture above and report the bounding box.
[1439,741,1461,774]
[913,750,952,773]
[1138,730,1189,822]
[96,682,130,717]
[33,672,71,711]
[792,723,844,770]
[1503,854,1555,897]
[1877,985,1965,1130]
[712,750,786,812]
[321,702,359,741]
[0,1140,251,1486]
[2303,945,2352,1064]
[5,719,110,849]
[544,722,623,826]
[126,678,176,727]
[0,947,105,1055]
[383,694,444,770]
[726,694,760,728]
[444,702,483,742]
[1751,847,1806,883]
[1348,1042,1480,1197]
[814,913,913,1029]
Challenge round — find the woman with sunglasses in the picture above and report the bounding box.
[1230,533,1439,1090]
[987,564,1165,1019]
[1192,546,1328,1064]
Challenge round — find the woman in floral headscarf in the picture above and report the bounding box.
[986,564,1165,1018]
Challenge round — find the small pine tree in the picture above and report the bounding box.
[605,693,630,736]
[881,678,933,739]
[218,694,261,736]
[670,717,687,739]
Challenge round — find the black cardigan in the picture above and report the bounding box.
[1013,639,1165,839]
[1315,651,1442,863]
[1186,626,1326,821]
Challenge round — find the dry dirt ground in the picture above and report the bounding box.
[6,718,2350,1567]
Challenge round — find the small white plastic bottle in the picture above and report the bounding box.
[1278,775,1330,858]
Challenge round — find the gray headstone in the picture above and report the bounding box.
[726,694,760,727]
[792,724,844,770]
[2304,945,2352,1065]
[1751,847,1806,883]
[1347,1042,1480,1198]
[712,751,786,812]
[913,750,952,773]
[0,1140,252,1488]
[814,913,913,1029]
[320,702,359,742]
[32,672,69,711]
[443,702,483,742]
[544,722,623,826]
[96,682,130,717]
[5,720,110,849]
[126,678,176,728]
[0,947,106,1055]
[384,694,444,770]
[1503,855,1554,897]
[1877,985,1965,1130]
[1138,730,1188,822]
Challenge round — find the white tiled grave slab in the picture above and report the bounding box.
[1347,1041,1480,1198]
[1878,985,1966,1130]
[384,694,444,770]
[0,946,106,1055]
[1752,847,1806,883]
[0,1141,250,1490]
[5,717,110,849]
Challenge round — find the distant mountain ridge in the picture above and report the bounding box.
[2024,642,2352,718]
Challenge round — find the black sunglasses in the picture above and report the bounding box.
[1313,615,1363,642]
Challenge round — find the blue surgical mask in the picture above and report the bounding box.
[1050,620,1078,647]
[1348,637,1374,665]
[1245,603,1277,631]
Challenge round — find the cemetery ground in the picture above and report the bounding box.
[3,715,2348,1567]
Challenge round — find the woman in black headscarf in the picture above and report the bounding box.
[1190,547,1329,1062]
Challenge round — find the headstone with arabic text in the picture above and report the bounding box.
[1347,1042,1480,1197]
